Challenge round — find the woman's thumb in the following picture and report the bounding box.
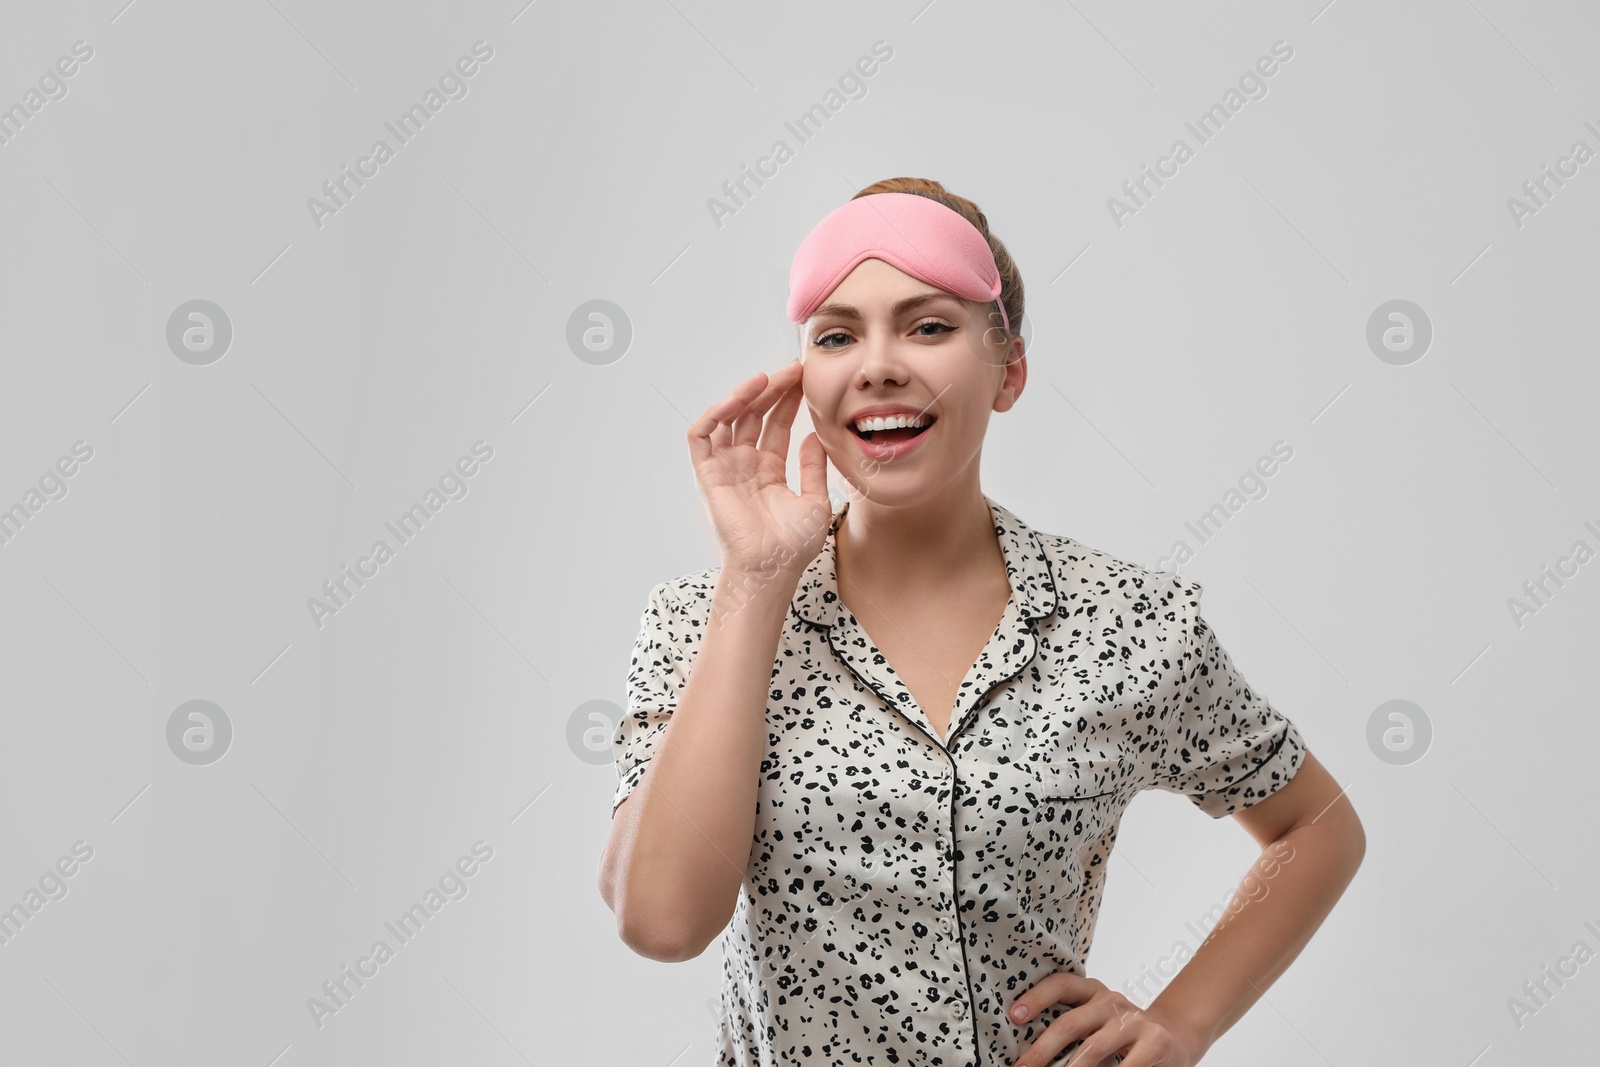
[797,431,828,505]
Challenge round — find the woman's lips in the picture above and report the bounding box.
[849,419,936,461]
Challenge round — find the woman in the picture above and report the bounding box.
[599,177,1365,1067]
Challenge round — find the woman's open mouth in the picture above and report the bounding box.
[850,420,934,443]
[848,417,937,459]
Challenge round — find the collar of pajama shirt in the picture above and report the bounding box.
[612,494,1307,1067]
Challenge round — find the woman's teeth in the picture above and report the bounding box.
[852,414,933,439]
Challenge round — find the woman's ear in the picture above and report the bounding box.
[992,345,1027,412]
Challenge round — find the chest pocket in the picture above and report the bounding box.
[1026,752,1135,803]
[1015,753,1134,914]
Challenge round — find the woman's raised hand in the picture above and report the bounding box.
[686,359,831,580]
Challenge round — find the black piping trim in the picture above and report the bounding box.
[945,740,985,1066]
[1202,723,1294,795]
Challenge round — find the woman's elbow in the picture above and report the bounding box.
[1322,801,1366,886]
[1346,806,1367,870]
[602,868,720,961]
[617,913,714,963]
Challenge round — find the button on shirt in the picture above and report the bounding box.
[612,495,1307,1067]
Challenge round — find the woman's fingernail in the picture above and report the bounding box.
[1012,1004,1029,1021]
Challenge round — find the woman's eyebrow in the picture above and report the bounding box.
[811,292,962,321]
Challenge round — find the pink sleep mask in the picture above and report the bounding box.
[786,192,1010,336]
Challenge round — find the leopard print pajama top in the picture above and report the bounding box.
[612,495,1307,1066]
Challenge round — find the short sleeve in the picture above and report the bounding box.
[1149,578,1307,819]
[610,580,691,818]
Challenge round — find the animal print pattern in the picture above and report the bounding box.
[612,495,1307,1066]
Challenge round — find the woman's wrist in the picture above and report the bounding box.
[711,565,800,628]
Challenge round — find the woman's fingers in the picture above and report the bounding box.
[687,371,768,465]
[757,378,803,460]
[731,361,801,449]
[754,362,804,456]
[687,362,806,482]
[726,371,780,451]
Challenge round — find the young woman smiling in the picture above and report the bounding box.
[599,177,1364,1067]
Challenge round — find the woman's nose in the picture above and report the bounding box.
[852,338,909,385]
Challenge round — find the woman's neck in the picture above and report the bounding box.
[835,487,1001,593]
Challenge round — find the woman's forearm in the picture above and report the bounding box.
[600,571,794,962]
[1146,805,1366,1050]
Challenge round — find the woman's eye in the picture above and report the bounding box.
[809,322,950,348]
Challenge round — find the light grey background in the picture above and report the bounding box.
[1,0,1596,1064]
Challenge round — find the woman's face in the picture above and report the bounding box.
[800,256,1026,501]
